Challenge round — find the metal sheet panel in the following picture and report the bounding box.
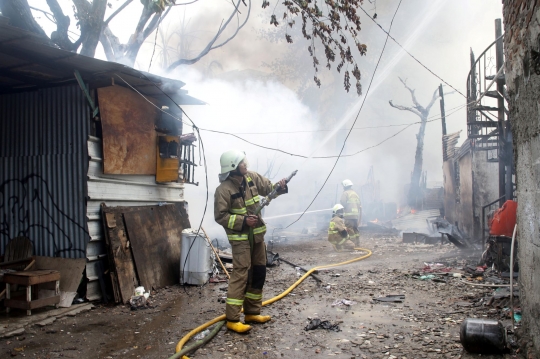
[86,136,184,302]
[0,85,90,259]
[391,209,441,233]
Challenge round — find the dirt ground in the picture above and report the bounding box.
[0,232,524,359]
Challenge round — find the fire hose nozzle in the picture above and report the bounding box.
[254,170,298,215]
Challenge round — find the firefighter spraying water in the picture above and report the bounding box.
[214,149,297,333]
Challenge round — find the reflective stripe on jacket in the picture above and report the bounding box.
[340,189,362,220]
[214,170,285,241]
[328,215,348,244]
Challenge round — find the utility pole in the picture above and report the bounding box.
[439,84,447,157]
[495,19,506,206]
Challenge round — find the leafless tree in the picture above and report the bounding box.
[0,0,371,94]
[0,0,251,67]
[389,78,440,209]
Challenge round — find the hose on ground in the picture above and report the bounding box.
[171,247,372,359]
[168,320,226,359]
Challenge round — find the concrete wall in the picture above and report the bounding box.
[457,153,474,237]
[503,0,540,354]
[442,161,456,224]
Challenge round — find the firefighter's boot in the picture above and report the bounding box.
[245,314,271,323]
[226,321,252,333]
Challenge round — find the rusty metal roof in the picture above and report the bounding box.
[442,131,461,161]
[0,22,203,105]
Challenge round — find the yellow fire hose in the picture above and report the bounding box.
[172,247,373,359]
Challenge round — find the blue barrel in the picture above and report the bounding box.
[460,318,507,354]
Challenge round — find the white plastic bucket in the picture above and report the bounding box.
[180,229,212,285]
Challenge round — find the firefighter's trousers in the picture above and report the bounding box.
[226,234,266,322]
[344,219,360,246]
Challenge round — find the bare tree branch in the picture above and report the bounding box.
[100,26,122,61]
[104,0,133,26]
[166,0,250,71]
[424,87,441,114]
[388,100,422,117]
[124,5,172,64]
[210,0,250,51]
[46,0,81,51]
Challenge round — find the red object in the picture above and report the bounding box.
[489,200,517,237]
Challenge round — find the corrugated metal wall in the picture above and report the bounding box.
[0,85,90,258]
[0,84,186,301]
[86,136,185,301]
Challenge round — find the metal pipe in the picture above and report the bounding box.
[268,251,322,283]
[510,223,518,330]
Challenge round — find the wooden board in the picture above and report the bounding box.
[3,270,60,286]
[5,296,60,310]
[98,85,158,175]
[123,204,190,290]
[101,204,140,303]
[34,256,85,293]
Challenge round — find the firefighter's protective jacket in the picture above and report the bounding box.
[340,189,362,220]
[214,170,286,241]
[328,215,349,245]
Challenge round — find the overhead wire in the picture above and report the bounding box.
[115,69,476,163]
[282,0,404,228]
[358,4,467,98]
[201,95,470,159]
[227,101,472,135]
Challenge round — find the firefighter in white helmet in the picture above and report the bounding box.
[328,204,355,251]
[214,149,288,333]
[340,179,362,246]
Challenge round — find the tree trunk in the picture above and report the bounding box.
[408,116,427,208]
[75,0,107,58]
[0,0,50,40]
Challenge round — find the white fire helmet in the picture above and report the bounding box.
[332,204,344,214]
[220,149,246,174]
[342,179,353,188]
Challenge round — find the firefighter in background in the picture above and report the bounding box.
[328,204,355,251]
[214,150,288,333]
[340,179,362,246]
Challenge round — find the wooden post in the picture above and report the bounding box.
[6,283,10,313]
[439,84,447,158]
[26,285,31,315]
[201,227,230,279]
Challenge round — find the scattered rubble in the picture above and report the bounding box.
[0,234,523,358]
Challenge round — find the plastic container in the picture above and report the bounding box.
[134,286,145,296]
[460,318,507,354]
[180,229,212,285]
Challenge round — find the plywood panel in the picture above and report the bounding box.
[34,256,85,293]
[101,204,140,303]
[123,204,190,290]
[98,86,158,174]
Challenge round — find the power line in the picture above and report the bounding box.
[358,5,467,98]
[203,101,470,136]
[200,101,469,159]
[284,0,404,228]
[115,71,471,161]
